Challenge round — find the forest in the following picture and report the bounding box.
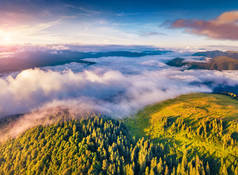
[0,117,217,175]
[0,93,237,175]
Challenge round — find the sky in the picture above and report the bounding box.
[0,0,238,49]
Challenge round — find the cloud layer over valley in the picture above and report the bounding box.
[1,58,238,118]
[1,48,238,139]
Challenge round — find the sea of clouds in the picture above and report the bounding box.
[1,46,238,139]
[1,49,238,118]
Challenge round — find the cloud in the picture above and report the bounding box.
[0,100,105,142]
[65,5,102,16]
[172,11,238,40]
[1,51,238,139]
[139,31,167,37]
[0,68,197,117]
[1,66,238,119]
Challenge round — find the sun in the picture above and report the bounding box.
[3,36,11,42]
[0,30,13,45]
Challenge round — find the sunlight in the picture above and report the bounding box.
[0,30,13,45]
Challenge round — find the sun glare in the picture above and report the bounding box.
[0,30,13,45]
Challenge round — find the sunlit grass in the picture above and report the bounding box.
[151,93,238,123]
[124,93,238,172]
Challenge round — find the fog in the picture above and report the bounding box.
[1,48,238,139]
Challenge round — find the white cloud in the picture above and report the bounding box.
[2,66,238,118]
[1,51,238,139]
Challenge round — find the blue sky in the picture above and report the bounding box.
[0,0,238,49]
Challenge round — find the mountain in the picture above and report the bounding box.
[0,116,210,175]
[209,56,238,70]
[193,50,238,59]
[167,50,238,70]
[125,93,238,174]
[167,56,238,70]
[0,93,238,174]
[0,50,169,74]
[166,57,186,67]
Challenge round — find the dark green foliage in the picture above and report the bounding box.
[0,116,212,175]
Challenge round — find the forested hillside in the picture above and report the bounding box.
[0,116,215,175]
[125,93,238,175]
[0,93,238,174]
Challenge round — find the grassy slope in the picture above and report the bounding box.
[125,93,238,138]
[150,93,238,121]
[124,93,238,169]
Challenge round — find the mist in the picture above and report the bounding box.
[1,49,238,139]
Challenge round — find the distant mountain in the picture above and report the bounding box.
[167,56,238,70]
[209,56,238,70]
[193,50,238,59]
[166,57,186,67]
[0,50,170,74]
